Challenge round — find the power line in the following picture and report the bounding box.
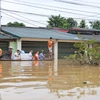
[7,0,100,6]
[2,0,100,27]
[2,16,47,22]
[7,11,47,25]
[2,0,100,18]
[72,0,100,5]
[2,8,100,21]
[9,0,100,15]
[2,10,100,28]
[54,0,100,8]
[2,11,39,26]
[2,8,50,17]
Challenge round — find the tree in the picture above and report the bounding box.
[47,15,78,28]
[66,17,77,28]
[73,34,100,65]
[7,21,25,27]
[89,20,100,29]
[79,20,87,28]
[47,15,67,28]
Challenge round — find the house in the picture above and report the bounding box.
[67,28,100,35]
[0,26,100,58]
[0,31,17,53]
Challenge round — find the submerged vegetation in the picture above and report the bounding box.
[65,34,100,65]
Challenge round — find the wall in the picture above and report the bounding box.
[22,41,76,58]
[58,42,77,58]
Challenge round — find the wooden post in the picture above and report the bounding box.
[17,39,21,50]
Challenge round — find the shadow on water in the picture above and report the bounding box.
[0,60,100,100]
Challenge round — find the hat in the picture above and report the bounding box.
[41,50,44,52]
[50,37,52,39]
[9,46,13,49]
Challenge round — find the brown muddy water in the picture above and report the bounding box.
[0,60,100,100]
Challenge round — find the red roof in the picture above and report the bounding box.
[54,29,69,33]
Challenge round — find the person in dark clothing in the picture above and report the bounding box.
[7,46,13,59]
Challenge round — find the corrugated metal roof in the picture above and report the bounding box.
[1,26,100,41]
[80,34,100,41]
[69,28,100,32]
[1,26,82,40]
[0,34,10,39]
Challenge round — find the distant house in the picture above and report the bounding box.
[0,26,100,58]
[67,28,100,35]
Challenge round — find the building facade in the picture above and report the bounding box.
[0,26,100,58]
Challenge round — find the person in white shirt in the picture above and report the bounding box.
[13,50,21,60]
[28,50,34,60]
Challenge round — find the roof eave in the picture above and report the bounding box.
[1,29,21,39]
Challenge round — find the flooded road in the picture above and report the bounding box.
[0,60,100,100]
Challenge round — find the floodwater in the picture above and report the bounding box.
[0,60,100,100]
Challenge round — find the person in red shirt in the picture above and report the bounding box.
[33,51,39,60]
[48,37,54,59]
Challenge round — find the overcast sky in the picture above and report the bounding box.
[1,0,100,27]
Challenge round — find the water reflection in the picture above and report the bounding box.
[0,60,100,100]
[0,64,2,77]
[0,94,2,100]
[10,61,33,76]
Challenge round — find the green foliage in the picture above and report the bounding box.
[47,15,77,28]
[68,54,77,59]
[63,54,78,61]
[74,42,85,53]
[73,36,100,64]
[47,15,67,28]
[66,17,77,28]
[62,33,100,65]
[92,43,100,59]
[89,20,100,29]
[7,21,25,27]
[79,20,87,28]
[47,15,100,29]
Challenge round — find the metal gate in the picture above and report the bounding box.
[0,41,9,52]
